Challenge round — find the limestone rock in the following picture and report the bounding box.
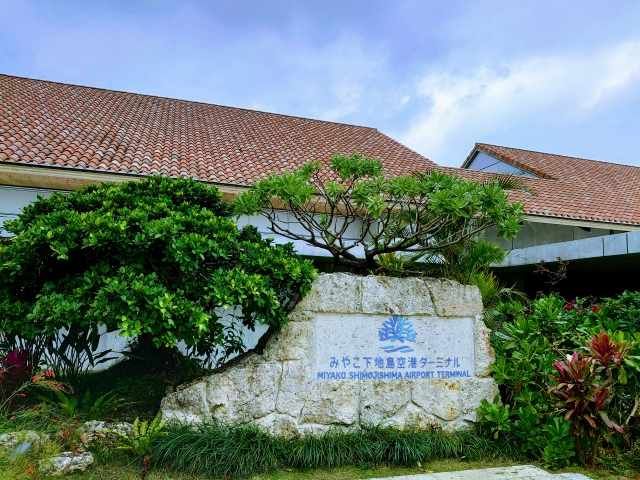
[474,317,495,378]
[382,402,440,430]
[361,276,434,315]
[80,421,132,446]
[296,273,362,313]
[262,322,313,362]
[427,279,483,317]
[275,360,312,415]
[161,380,208,424]
[39,451,94,476]
[359,381,412,426]
[254,413,299,437]
[161,273,496,435]
[459,377,500,421]
[0,430,49,456]
[412,380,465,422]
[299,381,360,426]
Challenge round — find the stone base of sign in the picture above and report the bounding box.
[160,273,497,436]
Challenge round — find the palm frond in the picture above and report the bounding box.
[484,174,532,193]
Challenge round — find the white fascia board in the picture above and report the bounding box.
[523,214,640,232]
[499,231,640,267]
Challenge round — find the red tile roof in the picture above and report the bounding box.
[0,74,434,185]
[2,75,638,228]
[461,143,640,227]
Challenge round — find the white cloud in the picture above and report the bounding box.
[277,34,386,122]
[401,40,640,165]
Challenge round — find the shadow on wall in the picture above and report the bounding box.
[59,317,269,373]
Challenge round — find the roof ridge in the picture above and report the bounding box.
[0,72,377,131]
[372,130,434,167]
[477,142,640,170]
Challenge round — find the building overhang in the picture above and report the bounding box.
[497,230,640,267]
[523,214,640,232]
[3,162,639,232]
[0,162,249,203]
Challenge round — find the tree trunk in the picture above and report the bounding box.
[132,334,182,372]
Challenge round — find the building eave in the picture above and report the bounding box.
[461,145,480,169]
[3,162,640,231]
[0,162,250,203]
[497,230,640,267]
[523,214,640,231]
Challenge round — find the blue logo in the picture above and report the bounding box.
[378,315,416,353]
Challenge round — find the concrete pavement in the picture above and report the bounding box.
[367,465,592,480]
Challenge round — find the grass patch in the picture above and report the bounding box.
[0,417,633,479]
[0,433,62,480]
[10,460,632,480]
[152,423,519,478]
[0,404,63,435]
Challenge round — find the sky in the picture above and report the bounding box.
[1,1,640,167]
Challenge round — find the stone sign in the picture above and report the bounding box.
[313,313,474,382]
[160,273,497,436]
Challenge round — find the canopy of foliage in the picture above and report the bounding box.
[479,292,640,468]
[0,177,316,371]
[234,154,523,274]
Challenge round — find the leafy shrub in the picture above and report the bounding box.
[477,396,551,460]
[482,291,640,467]
[39,389,124,421]
[477,400,512,441]
[0,177,316,372]
[234,154,523,274]
[598,291,640,332]
[444,240,526,308]
[542,417,575,467]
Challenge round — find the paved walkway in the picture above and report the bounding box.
[368,465,591,480]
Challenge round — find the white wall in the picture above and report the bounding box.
[0,186,57,236]
[0,186,365,256]
[483,222,616,250]
[235,212,366,258]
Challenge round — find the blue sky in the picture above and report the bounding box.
[1,1,639,166]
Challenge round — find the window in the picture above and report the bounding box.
[467,152,537,177]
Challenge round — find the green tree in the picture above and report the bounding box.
[234,154,523,274]
[0,177,316,371]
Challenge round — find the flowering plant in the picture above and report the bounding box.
[0,349,32,406]
[0,349,68,412]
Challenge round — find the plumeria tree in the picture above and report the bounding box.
[234,154,523,274]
